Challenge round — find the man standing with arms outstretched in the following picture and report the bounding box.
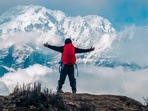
[44,38,95,93]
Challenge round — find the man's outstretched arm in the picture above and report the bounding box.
[43,42,63,53]
[75,47,95,53]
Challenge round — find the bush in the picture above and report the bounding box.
[9,83,96,111]
[10,83,68,111]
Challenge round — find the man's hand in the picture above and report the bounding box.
[90,46,95,51]
[43,42,49,47]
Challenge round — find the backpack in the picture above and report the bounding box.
[62,43,76,65]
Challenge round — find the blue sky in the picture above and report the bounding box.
[0,0,148,30]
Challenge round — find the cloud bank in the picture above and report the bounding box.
[0,64,148,103]
[110,25,148,67]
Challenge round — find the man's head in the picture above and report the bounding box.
[65,38,72,44]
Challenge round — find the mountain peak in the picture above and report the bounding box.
[0,5,115,34]
[0,5,145,74]
[0,5,116,72]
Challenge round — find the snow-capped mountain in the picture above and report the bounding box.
[0,5,114,35]
[0,5,147,75]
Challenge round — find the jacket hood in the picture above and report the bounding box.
[65,38,72,44]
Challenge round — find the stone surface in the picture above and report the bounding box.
[0,92,147,111]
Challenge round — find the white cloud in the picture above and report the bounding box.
[0,32,39,49]
[0,64,53,93]
[78,65,148,99]
[111,25,148,66]
[0,31,64,50]
[0,64,148,103]
[0,81,9,95]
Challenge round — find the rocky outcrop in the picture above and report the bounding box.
[0,92,147,111]
[63,92,148,111]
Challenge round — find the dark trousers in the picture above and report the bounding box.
[57,65,76,92]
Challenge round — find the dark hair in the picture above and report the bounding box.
[65,38,72,44]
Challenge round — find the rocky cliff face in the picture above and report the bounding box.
[0,92,147,111]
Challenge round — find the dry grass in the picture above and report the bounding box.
[9,83,95,111]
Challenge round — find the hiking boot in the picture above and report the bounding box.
[72,90,76,94]
[57,90,64,94]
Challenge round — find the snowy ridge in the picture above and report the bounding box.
[0,5,147,75]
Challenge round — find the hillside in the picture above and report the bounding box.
[0,84,147,111]
[0,93,147,111]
